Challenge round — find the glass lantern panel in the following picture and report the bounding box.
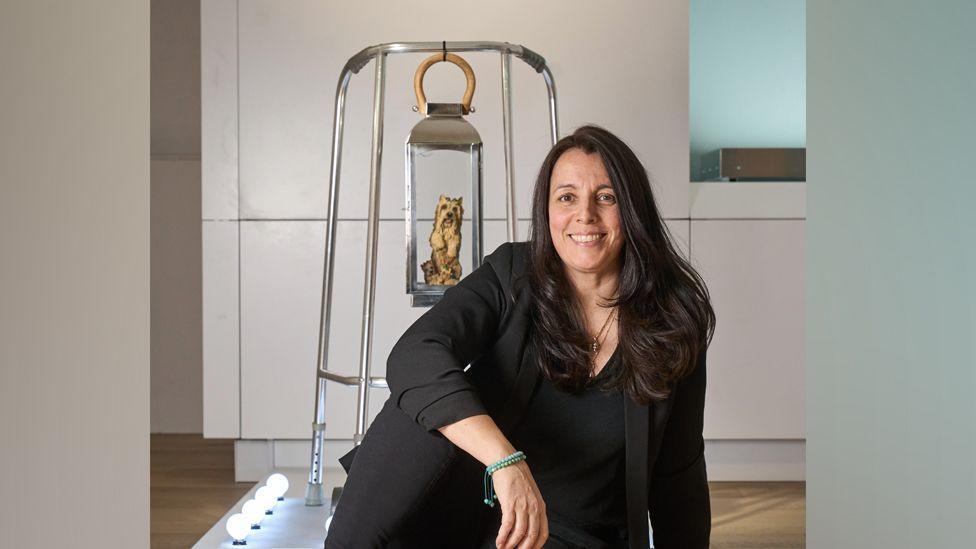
[411,147,477,286]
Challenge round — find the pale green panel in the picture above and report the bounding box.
[690,0,806,180]
[808,0,976,547]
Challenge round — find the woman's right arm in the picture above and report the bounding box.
[384,242,547,549]
[385,243,512,433]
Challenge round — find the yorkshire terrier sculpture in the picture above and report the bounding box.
[421,195,463,285]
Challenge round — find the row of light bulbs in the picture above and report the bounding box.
[225,472,290,545]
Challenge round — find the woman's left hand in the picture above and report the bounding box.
[491,460,549,549]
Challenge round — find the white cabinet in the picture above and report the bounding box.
[201,0,238,221]
[691,219,805,439]
[202,220,240,437]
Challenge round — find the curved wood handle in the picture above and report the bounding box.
[413,52,476,115]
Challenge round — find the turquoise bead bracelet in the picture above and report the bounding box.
[483,451,526,507]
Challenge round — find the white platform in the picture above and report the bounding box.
[192,467,346,549]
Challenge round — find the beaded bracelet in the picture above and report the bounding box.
[483,451,526,507]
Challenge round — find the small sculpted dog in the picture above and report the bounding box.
[421,195,463,285]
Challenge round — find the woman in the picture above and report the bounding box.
[324,125,715,549]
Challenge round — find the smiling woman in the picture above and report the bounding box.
[528,125,714,402]
[325,125,715,549]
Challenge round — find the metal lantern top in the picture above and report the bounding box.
[407,52,481,147]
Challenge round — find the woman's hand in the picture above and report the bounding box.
[434,415,547,547]
[491,460,549,549]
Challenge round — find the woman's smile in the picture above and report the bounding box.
[569,233,607,245]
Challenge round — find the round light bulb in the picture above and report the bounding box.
[226,513,251,542]
[256,486,277,513]
[241,499,264,526]
[267,472,289,499]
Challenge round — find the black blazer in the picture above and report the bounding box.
[360,241,710,549]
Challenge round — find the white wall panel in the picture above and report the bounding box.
[237,0,689,220]
[201,0,239,220]
[691,220,805,439]
[202,222,240,437]
[240,220,327,439]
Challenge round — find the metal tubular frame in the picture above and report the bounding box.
[305,41,559,506]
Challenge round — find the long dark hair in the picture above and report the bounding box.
[525,125,715,404]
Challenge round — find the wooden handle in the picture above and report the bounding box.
[413,52,476,115]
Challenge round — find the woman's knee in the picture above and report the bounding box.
[323,400,461,547]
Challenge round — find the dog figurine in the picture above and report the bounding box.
[421,195,463,285]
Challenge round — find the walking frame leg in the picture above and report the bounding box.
[356,52,387,442]
[501,52,517,242]
[305,62,354,508]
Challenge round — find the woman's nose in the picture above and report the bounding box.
[576,198,596,223]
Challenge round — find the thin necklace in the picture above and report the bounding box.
[589,307,617,354]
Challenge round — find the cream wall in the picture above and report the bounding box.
[0,1,150,545]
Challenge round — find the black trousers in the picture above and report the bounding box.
[323,398,628,549]
[324,397,501,549]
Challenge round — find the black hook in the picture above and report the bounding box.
[442,41,447,62]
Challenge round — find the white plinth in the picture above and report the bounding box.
[192,467,346,548]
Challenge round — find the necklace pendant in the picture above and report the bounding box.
[590,340,599,353]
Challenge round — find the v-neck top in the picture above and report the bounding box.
[504,347,629,547]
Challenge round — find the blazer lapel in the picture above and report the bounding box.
[624,396,650,549]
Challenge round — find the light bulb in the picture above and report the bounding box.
[256,485,277,513]
[267,472,289,500]
[242,499,264,527]
[226,513,251,543]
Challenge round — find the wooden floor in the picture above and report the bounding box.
[709,482,805,548]
[151,434,804,548]
[151,434,253,548]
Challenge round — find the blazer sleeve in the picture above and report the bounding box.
[648,346,711,549]
[385,242,513,433]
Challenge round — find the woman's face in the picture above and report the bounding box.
[548,148,625,280]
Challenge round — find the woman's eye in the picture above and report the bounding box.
[555,193,614,203]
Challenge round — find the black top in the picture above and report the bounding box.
[504,346,629,547]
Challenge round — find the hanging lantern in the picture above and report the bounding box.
[405,52,484,307]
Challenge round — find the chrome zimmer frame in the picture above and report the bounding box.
[306,41,559,506]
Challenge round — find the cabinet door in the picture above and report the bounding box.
[202,220,240,438]
[691,220,805,439]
